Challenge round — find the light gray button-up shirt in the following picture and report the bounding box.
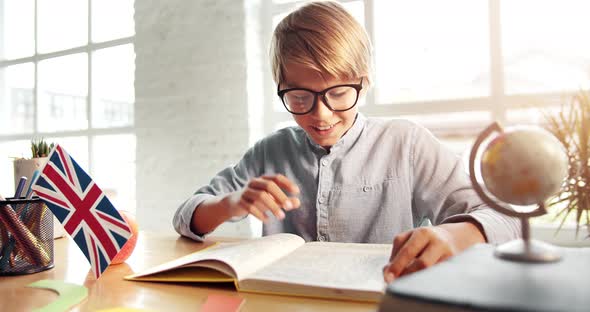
[173,113,520,244]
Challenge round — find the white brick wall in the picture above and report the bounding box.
[135,0,258,237]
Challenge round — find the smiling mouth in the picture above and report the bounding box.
[311,122,339,131]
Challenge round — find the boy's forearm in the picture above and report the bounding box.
[190,196,233,235]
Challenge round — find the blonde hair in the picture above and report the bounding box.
[270,1,373,85]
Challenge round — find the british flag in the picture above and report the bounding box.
[32,144,132,279]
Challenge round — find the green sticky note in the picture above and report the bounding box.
[27,279,88,312]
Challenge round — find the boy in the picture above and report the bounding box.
[173,1,520,283]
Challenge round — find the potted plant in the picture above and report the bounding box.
[12,138,64,239]
[13,139,54,187]
[544,89,590,238]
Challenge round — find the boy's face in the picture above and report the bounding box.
[281,63,362,149]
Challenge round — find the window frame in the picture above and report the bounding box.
[0,0,135,207]
[261,0,571,137]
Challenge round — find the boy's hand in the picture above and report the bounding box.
[382,221,486,283]
[225,174,301,222]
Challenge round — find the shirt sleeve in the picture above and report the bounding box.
[409,123,521,245]
[172,143,262,241]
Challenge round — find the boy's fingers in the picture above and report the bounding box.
[249,179,291,209]
[242,188,285,220]
[262,174,300,195]
[286,196,301,210]
[389,232,429,277]
[248,178,288,205]
[389,231,412,261]
[269,175,301,211]
[238,199,267,222]
[400,244,443,276]
[257,190,285,220]
[383,231,412,282]
[382,265,395,283]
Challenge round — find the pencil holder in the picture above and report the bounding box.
[0,197,54,275]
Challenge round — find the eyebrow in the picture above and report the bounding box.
[283,82,299,89]
[282,79,360,91]
[282,82,324,92]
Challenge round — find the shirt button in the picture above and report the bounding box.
[363,186,371,192]
[321,159,328,166]
[318,235,326,242]
[318,197,325,204]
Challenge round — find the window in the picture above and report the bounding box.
[0,0,136,213]
[374,0,490,104]
[259,0,590,230]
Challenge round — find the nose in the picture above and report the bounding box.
[310,96,333,119]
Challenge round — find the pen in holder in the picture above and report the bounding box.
[0,197,54,275]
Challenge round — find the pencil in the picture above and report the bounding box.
[0,195,50,267]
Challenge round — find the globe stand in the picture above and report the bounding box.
[469,122,562,263]
[494,216,561,263]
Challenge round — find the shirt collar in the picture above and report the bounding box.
[305,112,367,155]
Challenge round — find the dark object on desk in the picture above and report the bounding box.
[0,198,54,275]
[379,244,590,312]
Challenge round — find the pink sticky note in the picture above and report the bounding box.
[201,293,245,312]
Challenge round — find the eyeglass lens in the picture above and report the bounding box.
[283,86,358,113]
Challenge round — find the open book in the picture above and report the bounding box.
[125,233,391,302]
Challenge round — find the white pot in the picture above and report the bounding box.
[13,157,47,189]
[13,157,65,239]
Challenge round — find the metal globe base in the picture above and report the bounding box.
[493,217,562,263]
[495,238,561,263]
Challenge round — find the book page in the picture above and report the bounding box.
[128,233,305,281]
[242,242,391,294]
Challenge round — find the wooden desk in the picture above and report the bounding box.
[0,231,378,311]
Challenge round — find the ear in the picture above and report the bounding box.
[359,77,371,98]
[362,75,372,90]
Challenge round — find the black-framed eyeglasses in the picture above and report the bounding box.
[277,78,363,115]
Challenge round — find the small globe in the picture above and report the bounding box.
[480,126,568,207]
